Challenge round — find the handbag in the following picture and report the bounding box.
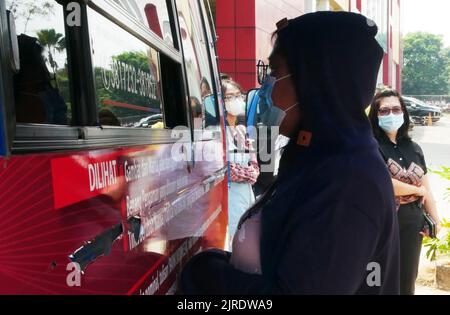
[422,211,437,239]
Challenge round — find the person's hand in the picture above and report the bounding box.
[420,216,442,238]
[415,185,428,197]
[415,185,430,204]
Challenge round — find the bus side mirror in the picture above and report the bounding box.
[203,94,216,117]
[6,10,20,73]
[203,94,220,128]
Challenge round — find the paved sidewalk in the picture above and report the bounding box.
[415,284,449,295]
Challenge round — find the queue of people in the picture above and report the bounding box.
[180,11,442,295]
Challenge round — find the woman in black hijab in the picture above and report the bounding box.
[180,11,400,295]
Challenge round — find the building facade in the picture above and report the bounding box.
[215,0,402,92]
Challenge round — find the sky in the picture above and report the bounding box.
[402,0,450,47]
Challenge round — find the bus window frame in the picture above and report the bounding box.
[1,0,194,154]
[106,0,179,51]
[89,0,182,65]
[0,4,8,156]
[175,0,222,143]
[12,124,189,153]
[198,0,223,127]
[0,1,17,156]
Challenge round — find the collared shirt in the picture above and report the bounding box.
[378,134,427,207]
[378,135,427,176]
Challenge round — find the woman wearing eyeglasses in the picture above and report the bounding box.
[368,89,441,295]
[222,79,260,248]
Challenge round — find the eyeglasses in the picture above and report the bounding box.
[224,93,245,102]
[257,60,271,85]
[378,106,403,116]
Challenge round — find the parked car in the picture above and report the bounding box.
[445,104,450,113]
[408,116,415,131]
[134,114,164,128]
[403,96,442,123]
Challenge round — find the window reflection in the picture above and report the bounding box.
[88,9,164,128]
[7,0,70,125]
[176,0,219,129]
[112,0,175,47]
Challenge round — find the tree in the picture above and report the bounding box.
[94,51,161,124]
[37,29,65,88]
[6,0,55,33]
[444,47,450,92]
[402,32,450,95]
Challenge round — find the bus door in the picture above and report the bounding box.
[175,0,228,249]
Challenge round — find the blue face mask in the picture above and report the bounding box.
[378,113,405,133]
[259,74,297,127]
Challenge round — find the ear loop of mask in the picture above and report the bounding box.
[284,103,298,113]
[275,74,293,83]
[272,73,312,147]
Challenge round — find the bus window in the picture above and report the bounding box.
[112,0,176,49]
[176,0,220,129]
[87,8,164,128]
[6,0,71,125]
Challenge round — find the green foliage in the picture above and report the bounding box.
[423,220,450,262]
[424,166,450,261]
[6,0,55,33]
[94,51,160,125]
[37,29,65,87]
[402,32,450,95]
[431,166,450,201]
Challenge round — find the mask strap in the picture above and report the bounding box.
[285,103,298,112]
[275,74,293,82]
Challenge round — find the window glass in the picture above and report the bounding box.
[88,8,164,128]
[176,0,219,129]
[6,0,71,125]
[112,0,175,48]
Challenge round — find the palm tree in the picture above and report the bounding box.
[37,29,65,89]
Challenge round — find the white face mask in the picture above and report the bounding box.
[225,98,246,117]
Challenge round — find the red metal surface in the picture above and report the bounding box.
[0,139,227,294]
[145,4,163,39]
[216,0,306,91]
[357,0,362,12]
[217,0,402,91]
[383,53,389,86]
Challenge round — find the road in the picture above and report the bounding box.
[411,114,450,221]
[411,114,450,167]
[413,114,450,295]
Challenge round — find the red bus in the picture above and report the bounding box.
[0,0,228,294]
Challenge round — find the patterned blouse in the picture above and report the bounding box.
[387,159,425,208]
[226,125,260,185]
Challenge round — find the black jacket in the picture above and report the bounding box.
[181,11,400,295]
